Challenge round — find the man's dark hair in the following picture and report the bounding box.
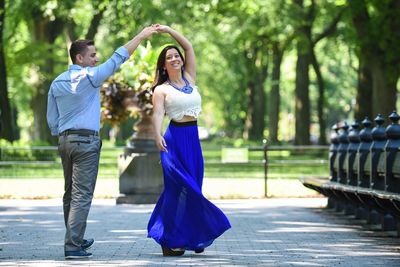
[69,40,95,64]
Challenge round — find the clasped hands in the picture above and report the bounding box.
[140,24,172,39]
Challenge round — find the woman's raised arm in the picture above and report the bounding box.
[157,25,196,82]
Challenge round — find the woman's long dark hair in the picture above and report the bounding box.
[151,45,185,92]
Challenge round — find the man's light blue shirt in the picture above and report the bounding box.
[47,47,130,136]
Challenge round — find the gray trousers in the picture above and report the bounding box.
[58,134,102,252]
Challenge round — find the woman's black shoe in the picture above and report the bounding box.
[162,247,185,256]
[194,248,204,254]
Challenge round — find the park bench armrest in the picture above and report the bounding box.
[299,176,330,188]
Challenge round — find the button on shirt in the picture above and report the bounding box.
[47,47,130,136]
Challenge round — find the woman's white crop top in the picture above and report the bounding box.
[161,83,202,121]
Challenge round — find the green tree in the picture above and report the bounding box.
[6,0,110,143]
[214,1,270,140]
[0,0,16,141]
[348,0,400,121]
[266,1,295,144]
[291,0,343,145]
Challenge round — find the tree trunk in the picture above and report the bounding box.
[0,0,17,141]
[293,0,312,145]
[243,47,268,141]
[268,43,283,144]
[348,0,400,123]
[30,12,64,144]
[293,0,342,145]
[370,59,398,119]
[244,79,266,140]
[309,6,343,145]
[85,7,105,40]
[310,49,327,145]
[294,47,311,145]
[31,40,55,143]
[31,82,54,142]
[251,81,266,140]
[354,58,373,122]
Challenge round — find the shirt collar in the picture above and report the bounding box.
[69,64,84,70]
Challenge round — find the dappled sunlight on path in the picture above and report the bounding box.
[0,198,399,266]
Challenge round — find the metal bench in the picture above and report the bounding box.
[300,111,400,235]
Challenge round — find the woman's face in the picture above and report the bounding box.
[164,48,183,74]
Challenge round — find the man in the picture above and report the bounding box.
[47,26,158,260]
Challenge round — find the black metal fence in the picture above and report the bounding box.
[0,144,329,197]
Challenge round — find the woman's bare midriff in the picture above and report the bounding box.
[172,115,197,123]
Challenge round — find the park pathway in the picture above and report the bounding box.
[0,198,399,266]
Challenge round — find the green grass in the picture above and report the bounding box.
[0,141,328,198]
[204,163,328,178]
[0,145,329,179]
[0,163,118,179]
[0,163,328,179]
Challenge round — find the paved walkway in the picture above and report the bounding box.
[0,198,399,266]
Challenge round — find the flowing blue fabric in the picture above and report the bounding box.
[147,121,231,250]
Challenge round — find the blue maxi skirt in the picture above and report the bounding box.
[147,121,231,250]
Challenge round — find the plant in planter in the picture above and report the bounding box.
[101,42,157,141]
[102,43,164,205]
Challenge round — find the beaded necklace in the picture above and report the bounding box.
[167,76,193,94]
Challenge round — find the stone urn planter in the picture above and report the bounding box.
[100,43,163,204]
[116,94,163,204]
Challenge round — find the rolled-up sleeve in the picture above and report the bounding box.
[88,47,130,87]
[47,87,59,136]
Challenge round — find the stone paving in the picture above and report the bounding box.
[0,198,399,266]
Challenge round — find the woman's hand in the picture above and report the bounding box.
[139,25,159,39]
[124,25,159,55]
[155,134,168,152]
[155,24,171,34]
[153,25,196,81]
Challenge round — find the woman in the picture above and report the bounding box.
[147,25,231,256]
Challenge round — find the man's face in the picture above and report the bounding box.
[77,45,99,67]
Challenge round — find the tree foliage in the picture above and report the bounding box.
[1,0,399,144]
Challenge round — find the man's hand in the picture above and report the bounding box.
[155,24,171,34]
[124,25,158,55]
[138,25,159,40]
